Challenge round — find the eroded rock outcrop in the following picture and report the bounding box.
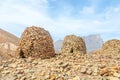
[61,35,86,54]
[16,26,55,59]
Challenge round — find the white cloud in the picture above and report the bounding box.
[0,0,50,25]
[114,7,120,12]
[0,0,120,41]
[81,6,95,14]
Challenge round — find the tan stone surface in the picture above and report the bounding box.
[0,29,19,44]
[1,28,120,80]
[0,29,19,60]
[0,42,18,60]
[0,50,120,80]
[61,35,86,54]
[100,39,120,54]
[16,26,55,59]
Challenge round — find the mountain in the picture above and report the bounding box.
[83,34,103,53]
[0,29,19,45]
[54,34,103,53]
[0,28,19,60]
[54,40,63,51]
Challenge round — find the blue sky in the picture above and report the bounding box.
[0,0,120,42]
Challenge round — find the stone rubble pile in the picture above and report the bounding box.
[16,26,55,59]
[61,35,86,55]
[100,39,120,54]
[1,52,120,80]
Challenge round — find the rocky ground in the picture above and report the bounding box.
[0,52,120,80]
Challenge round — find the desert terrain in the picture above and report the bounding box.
[0,26,120,80]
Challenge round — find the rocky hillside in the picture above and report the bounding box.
[0,28,19,60]
[54,34,103,53]
[0,29,19,45]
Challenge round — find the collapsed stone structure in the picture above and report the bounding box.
[61,35,86,54]
[16,26,55,59]
[100,39,120,54]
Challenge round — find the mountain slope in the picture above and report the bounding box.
[83,34,103,53]
[0,28,19,60]
[0,29,19,45]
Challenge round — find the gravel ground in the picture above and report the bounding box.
[0,52,120,80]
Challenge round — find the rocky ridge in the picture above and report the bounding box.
[0,28,19,60]
[0,29,19,44]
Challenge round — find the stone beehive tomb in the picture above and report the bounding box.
[100,39,120,54]
[16,26,55,59]
[61,35,86,54]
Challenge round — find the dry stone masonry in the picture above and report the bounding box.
[16,26,55,59]
[61,35,86,54]
[1,31,120,79]
[1,26,120,80]
[100,39,120,54]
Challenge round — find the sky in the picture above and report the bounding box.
[0,0,120,42]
